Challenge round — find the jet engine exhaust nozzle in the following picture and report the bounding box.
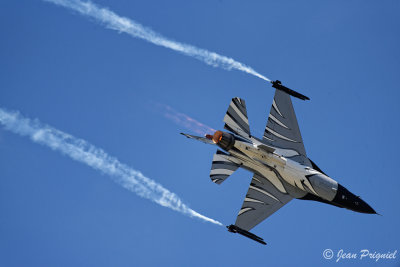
[206,130,235,151]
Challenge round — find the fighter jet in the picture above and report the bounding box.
[182,86,376,245]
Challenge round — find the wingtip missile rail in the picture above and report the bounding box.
[271,80,310,101]
[227,225,267,245]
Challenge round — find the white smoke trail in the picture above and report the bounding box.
[0,108,222,226]
[44,0,271,82]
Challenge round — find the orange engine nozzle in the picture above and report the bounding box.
[205,130,235,150]
[211,130,223,144]
[205,131,223,144]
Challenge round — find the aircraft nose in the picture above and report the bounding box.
[354,196,377,214]
[333,184,377,214]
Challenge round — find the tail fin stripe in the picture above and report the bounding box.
[230,101,249,125]
[272,99,284,117]
[223,97,251,137]
[225,110,249,135]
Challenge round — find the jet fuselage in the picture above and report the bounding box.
[211,130,376,214]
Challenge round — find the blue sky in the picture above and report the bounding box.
[1,0,399,266]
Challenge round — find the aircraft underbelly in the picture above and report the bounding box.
[283,161,338,201]
[232,148,338,201]
[229,151,287,194]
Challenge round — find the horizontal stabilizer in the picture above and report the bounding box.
[227,224,266,245]
[210,150,240,184]
[181,133,214,145]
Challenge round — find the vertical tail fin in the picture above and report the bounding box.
[223,97,251,138]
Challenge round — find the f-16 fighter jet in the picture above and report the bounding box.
[182,88,376,245]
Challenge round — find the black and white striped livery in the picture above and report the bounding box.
[236,173,292,230]
[182,87,377,245]
[263,89,311,166]
[223,97,250,137]
[209,150,240,184]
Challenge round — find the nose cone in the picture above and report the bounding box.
[355,197,377,214]
[333,184,376,214]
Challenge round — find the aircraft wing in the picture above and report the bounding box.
[235,173,292,231]
[263,89,311,166]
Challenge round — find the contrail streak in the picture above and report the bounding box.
[0,108,222,226]
[44,0,271,82]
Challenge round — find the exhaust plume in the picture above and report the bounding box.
[0,108,222,226]
[44,0,271,82]
[154,103,215,136]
